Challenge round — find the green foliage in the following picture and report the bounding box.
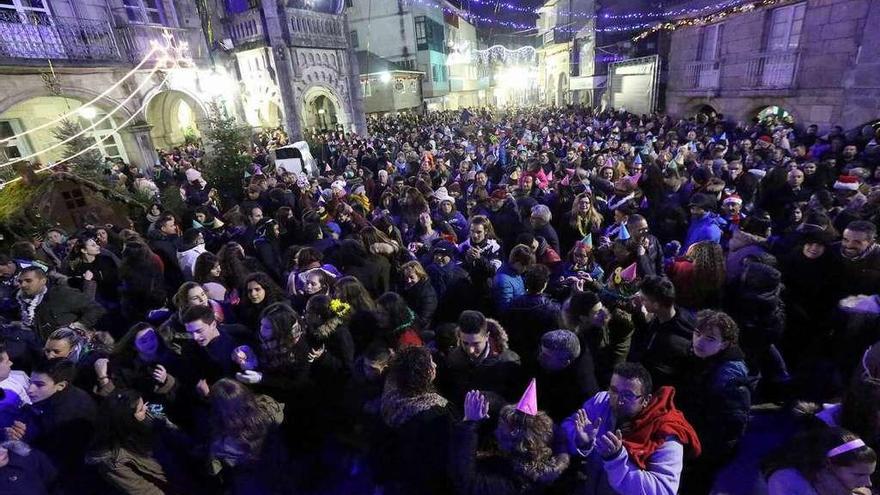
[202,101,251,206]
[52,118,104,179]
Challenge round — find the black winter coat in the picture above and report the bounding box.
[534,347,599,422]
[439,347,522,406]
[629,307,697,391]
[31,284,106,341]
[402,279,438,329]
[16,386,97,478]
[503,294,561,369]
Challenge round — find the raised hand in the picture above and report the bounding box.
[195,379,210,398]
[152,364,168,384]
[463,390,490,422]
[574,409,601,449]
[596,429,624,460]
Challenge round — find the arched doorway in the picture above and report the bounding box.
[262,101,282,129]
[556,73,568,107]
[302,90,340,132]
[756,105,793,125]
[0,95,128,166]
[145,90,206,150]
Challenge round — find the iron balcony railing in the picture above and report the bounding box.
[115,24,208,63]
[745,50,799,89]
[0,11,120,61]
[225,8,266,46]
[683,60,720,90]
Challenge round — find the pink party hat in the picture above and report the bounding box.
[516,378,538,416]
[620,262,638,282]
[630,172,642,184]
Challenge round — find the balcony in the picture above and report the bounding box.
[115,24,208,64]
[683,60,720,92]
[224,9,265,47]
[542,27,572,46]
[0,11,120,63]
[286,9,347,49]
[745,51,799,90]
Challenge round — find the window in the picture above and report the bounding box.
[415,16,426,45]
[78,112,126,162]
[122,0,165,25]
[361,80,371,97]
[432,64,439,83]
[766,2,805,51]
[0,120,29,164]
[0,0,52,24]
[61,187,87,209]
[697,24,722,61]
[350,30,358,48]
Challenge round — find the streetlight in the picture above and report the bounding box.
[79,106,97,120]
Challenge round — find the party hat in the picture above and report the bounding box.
[620,262,638,282]
[630,172,642,184]
[581,233,593,248]
[634,154,642,165]
[719,132,727,141]
[516,378,538,416]
[618,224,631,241]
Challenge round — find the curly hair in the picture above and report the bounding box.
[258,303,302,369]
[496,405,563,482]
[209,379,277,462]
[695,310,739,345]
[387,345,434,397]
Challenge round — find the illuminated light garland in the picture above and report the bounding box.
[0,47,158,146]
[0,71,171,189]
[443,0,752,20]
[474,45,537,65]
[631,0,791,42]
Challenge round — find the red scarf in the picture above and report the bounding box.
[621,386,702,469]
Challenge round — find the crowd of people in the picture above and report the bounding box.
[0,106,879,495]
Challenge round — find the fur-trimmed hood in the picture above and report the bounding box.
[311,316,344,340]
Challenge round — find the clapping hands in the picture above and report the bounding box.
[595,429,624,460]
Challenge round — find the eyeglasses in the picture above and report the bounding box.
[608,387,643,403]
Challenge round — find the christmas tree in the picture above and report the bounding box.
[52,118,104,178]
[203,101,252,205]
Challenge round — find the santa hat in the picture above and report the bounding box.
[758,135,773,144]
[722,193,743,205]
[834,175,860,191]
[516,378,538,416]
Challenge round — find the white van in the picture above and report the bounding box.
[270,141,318,178]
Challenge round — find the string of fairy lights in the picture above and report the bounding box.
[402,0,756,32]
[0,30,193,188]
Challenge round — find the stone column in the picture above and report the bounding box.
[343,16,366,135]
[261,0,303,140]
[120,123,159,171]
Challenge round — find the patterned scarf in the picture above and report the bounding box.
[17,286,47,328]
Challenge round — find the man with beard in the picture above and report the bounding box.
[832,220,880,299]
[562,362,701,495]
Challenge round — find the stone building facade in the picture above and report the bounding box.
[665,0,880,130]
[0,0,365,173]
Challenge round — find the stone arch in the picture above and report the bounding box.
[142,89,209,149]
[0,92,137,166]
[300,84,349,132]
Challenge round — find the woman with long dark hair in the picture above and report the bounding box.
[119,241,166,322]
[235,272,286,331]
[375,291,423,350]
[193,251,227,301]
[87,389,200,494]
[208,379,292,494]
[66,236,120,311]
[332,276,379,352]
